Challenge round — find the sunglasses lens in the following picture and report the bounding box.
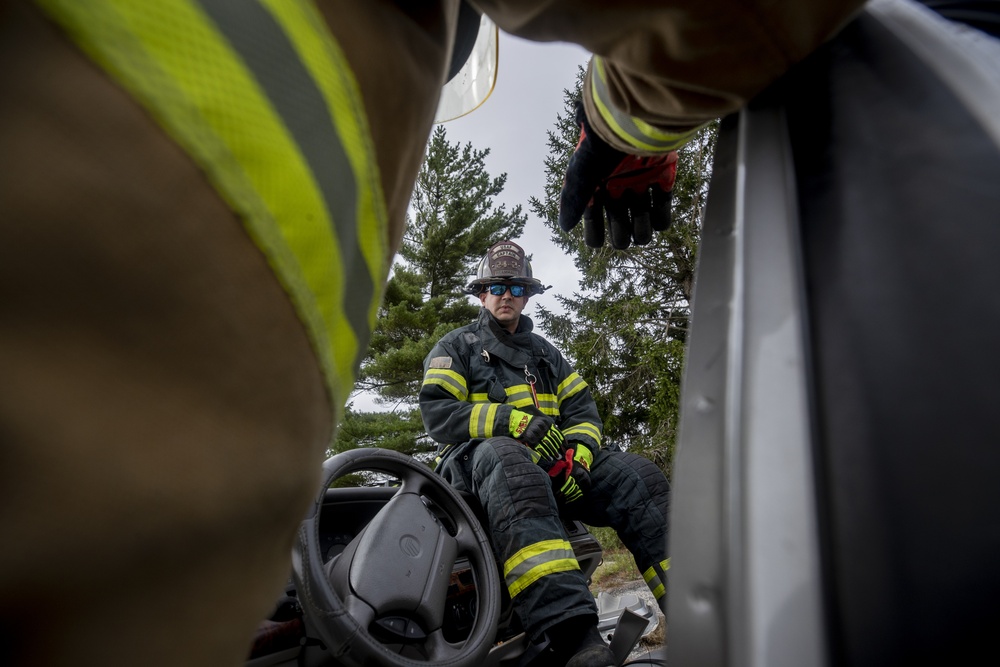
[488,284,527,297]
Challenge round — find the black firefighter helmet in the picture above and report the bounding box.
[464,240,550,296]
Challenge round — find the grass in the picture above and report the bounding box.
[591,548,639,589]
[586,525,642,589]
[585,525,668,652]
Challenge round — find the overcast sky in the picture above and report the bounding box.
[437,31,591,317]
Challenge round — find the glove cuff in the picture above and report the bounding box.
[509,409,531,438]
[571,442,594,471]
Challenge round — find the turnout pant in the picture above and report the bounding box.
[437,436,671,638]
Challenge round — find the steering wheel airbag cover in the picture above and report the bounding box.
[292,448,499,667]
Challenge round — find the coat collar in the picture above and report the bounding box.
[476,308,534,367]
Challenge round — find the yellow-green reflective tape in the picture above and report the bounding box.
[564,423,602,446]
[470,402,500,438]
[558,372,588,402]
[504,384,533,404]
[36,0,389,413]
[424,368,468,401]
[504,539,579,598]
[642,558,670,599]
[591,57,703,153]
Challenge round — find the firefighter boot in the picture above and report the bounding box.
[545,615,614,667]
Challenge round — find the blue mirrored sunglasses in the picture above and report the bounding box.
[487,283,526,297]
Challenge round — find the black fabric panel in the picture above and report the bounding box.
[780,12,1000,667]
[919,0,1000,37]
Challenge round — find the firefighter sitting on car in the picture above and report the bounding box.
[419,240,672,667]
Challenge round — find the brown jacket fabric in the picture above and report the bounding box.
[0,0,864,664]
[474,1,867,152]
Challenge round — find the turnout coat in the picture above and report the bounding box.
[420,309,602,455]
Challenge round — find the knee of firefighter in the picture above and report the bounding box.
[471,437,556,527]
[471,436,536,480]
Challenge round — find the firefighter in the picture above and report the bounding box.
[0,1,866,664]
[419,240,671,667]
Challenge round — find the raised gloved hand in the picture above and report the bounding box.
[547,448,592,505]
[558,101,678,249]
[509,408,564,460]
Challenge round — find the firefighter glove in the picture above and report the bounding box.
[569,441,594,472]
[509,409,563,458]
[548,448,591,505]
[558,100,678,249]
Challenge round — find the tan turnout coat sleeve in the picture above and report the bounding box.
[471,1,867,152]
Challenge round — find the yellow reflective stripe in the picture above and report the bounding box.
[262,0,388,360]
[423,369,468,401]
[470,402,500,438]
[505,539,575,575]
[642,567,664,599]
[38,0,389,415]
[536,393,559,414]
[469,393,490,402]
[504,384,534,404]
[643,559,670,600]
[590,57,704,153]
[564,423,602,446]
[557,372,588,403]
[504,539,579,598]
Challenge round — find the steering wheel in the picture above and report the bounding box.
[292,448,500,667]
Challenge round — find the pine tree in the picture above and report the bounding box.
[333,126,526,459]
[530,68,717,475]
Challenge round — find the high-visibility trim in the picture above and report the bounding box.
[572,444,593,470]
[590,57,705,153]
[557,372,588,403]
[503,386,558,416]
[564,423,602,446]
[535,393,559,414]
[504,539,579,598]
[423,369,469,401]
[36,0,389,414]
[559,477,583,503]
[504,384,534,405]
[642,558,670,600]
[470,402,500,438]
[255,0,387,370]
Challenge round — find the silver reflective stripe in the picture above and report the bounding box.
[198,0,374,369]
[471,403,490,437]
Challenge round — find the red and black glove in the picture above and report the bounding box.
[558,101,678,249]
[547,447,592,505]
